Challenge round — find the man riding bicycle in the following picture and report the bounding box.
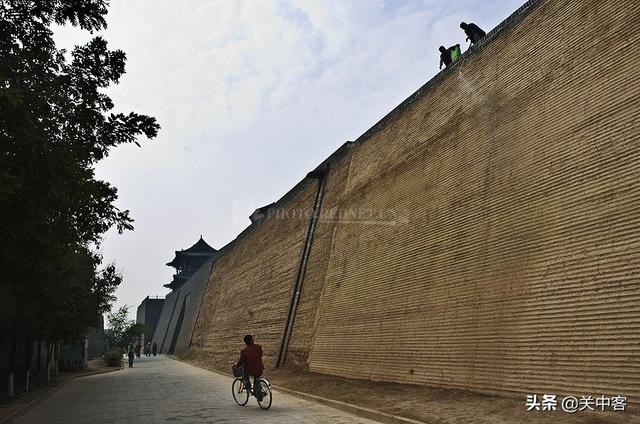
[234,335,265,401]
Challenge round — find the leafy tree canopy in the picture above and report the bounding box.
[106,305,146,351]
[0,0,159,338]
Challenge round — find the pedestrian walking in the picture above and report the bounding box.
[146,341,151,357]
[460,22,486,45]
[127,344,135,368]
[152,341,158,356]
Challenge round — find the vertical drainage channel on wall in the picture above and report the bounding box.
[188,259,218,349]
[160,294,179,353]
[168,294,189,355]
[277,168,327,368]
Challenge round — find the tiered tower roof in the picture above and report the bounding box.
[164,236,216,291]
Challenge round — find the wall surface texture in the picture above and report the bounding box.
[190,179,318,370]
[150,259,214,355]
[188,0,640,401]
[285,146,352,369]
[171,258,214,355]
[152,290,179,352]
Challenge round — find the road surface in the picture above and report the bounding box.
[15,355,379,423]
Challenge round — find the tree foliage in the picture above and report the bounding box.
[0,1,159,338]
[106,306,146,351]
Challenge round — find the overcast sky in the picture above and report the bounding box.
[53,0,524,320]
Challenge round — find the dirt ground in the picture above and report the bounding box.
[267,369,640,424]
[184,358,638,424]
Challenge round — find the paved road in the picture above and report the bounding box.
[15,355,379,424]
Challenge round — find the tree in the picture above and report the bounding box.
[0,0,159,340]
[106,306,146,352]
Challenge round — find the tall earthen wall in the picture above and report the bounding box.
[189,179,318,370]
[152,290,178,352]
[285,146,352,369]
[189,0,640,401]
[172,258,215,355]
[306,0,640,400]
[152,258,215,356]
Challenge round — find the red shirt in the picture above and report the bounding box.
[238,344,265,375]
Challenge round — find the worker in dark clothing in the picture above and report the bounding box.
[234,335,265,401]
[439,46,452,69]
[439,44,461,69]
[460,22,486,44]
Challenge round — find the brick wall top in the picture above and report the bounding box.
[211,0,543,258]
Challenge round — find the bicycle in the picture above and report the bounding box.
[232,366,272,410]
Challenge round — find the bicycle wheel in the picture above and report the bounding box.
[232,378,249,406]
[256,378,272,410]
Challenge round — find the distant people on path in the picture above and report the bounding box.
[233,335,265,401]
[152,341,158,356]
[439,46,452,69]
[146,341,152,357]
[460,22,486,45]
[439,44,461,69]
[127,344,135,368]
[135,343,142,358]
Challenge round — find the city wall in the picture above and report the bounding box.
[151,289,178,353]
[171,258,215,355]
[188,179,319,370]
[151,258,214,355]
[187,0,640,401]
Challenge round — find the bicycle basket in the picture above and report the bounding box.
[232,365,243,378]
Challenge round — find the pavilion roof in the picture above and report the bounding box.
[166,236,216,267]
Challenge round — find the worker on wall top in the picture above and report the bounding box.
[439,44,461,70]
[460,22,486,45]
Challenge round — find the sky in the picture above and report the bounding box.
[53,0,524,320]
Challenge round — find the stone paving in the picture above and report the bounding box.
[14,355,379,423]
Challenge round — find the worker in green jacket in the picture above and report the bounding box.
[439,44,461,69]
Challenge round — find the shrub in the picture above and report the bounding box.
[104,349,123,367]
